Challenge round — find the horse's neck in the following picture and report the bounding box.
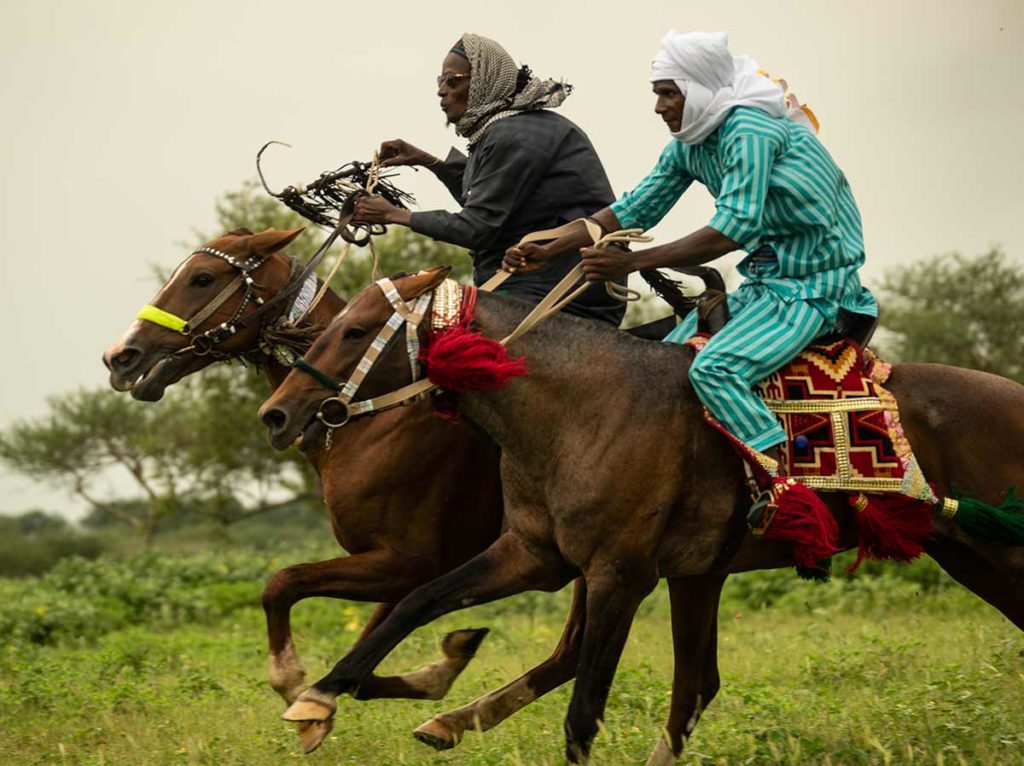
[262,287,346,390]
[458,292,700,456]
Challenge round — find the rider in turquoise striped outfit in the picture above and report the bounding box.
[504,29,876,459]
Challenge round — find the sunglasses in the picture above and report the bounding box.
[436,73,471,89]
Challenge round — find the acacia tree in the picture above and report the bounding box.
[0,376,313,544]
[878,248,1024,383]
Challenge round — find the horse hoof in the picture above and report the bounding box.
[440,627,489,660]
[282,690,336,723]
[413,717,462,750]
[644,736,678,766]
[296,719,333,754]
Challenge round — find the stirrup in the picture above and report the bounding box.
[747,491,772,529]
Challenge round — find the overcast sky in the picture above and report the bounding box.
[1,0,1020,517]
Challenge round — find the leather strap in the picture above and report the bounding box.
[183,273,247,332]
[305,219,652,431]
[487,219,651,347]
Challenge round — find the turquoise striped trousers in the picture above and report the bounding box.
[665,280,837,453]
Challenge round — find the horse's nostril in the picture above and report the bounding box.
[110,346,141,372]
[262,408,288,433]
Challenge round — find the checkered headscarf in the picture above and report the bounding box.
[454,34,571,145]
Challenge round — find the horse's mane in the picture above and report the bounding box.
[474,290,695,398]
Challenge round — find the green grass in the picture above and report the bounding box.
[0,555,1022,765]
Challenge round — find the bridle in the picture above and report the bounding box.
[136,246,279,357]
[288,219,650,447]
[290,277,465,438]
[133,191,366,360]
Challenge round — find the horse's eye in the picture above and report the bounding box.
[192,273,215,288]
[343,327,368,341]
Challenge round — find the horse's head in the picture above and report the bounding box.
[259,266,451,451]
[103,227,305,401]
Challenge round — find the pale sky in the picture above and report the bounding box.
[1,0,1020,517]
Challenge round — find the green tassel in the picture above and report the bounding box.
[950,486,1024,545]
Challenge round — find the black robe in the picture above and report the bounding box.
[409,110,625,326]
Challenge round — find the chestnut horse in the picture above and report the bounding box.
[103,230,497,741]
[259,267,1024,764]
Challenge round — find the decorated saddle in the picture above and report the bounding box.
[688,335,943,577]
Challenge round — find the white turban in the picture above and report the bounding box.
[651,30,816,145]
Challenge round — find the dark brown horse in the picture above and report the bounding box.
[102,228,661,751]
[259,267,1024,764]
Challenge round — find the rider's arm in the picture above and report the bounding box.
[628,226,739,270]
[706,123,782,253]
[410,124,551,250]
[506,142,693,268]
[428,148,468,203]
[620,124,782,270]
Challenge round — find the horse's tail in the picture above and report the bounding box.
[638,266,728,322]
[638,268,697,319]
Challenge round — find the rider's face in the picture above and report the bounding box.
[438,52,471,124]
[653,80,685,133]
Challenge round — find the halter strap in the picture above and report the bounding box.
[293,277,458,429]
[136,304,189,334]
[132,188,363,358]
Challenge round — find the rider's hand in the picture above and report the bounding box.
[378,139,438,168]
[579,245,636,282]
[503,242,552,273]
[353,194,409,226]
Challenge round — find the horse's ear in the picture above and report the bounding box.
[399,266,452,300]
[249,227,306,255]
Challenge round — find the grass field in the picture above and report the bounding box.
[1,549,1022,766]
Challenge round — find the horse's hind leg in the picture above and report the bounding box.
[414,577,588,750]
[563,562,659,764]
[282,531,574,753]
[927,536,1024,630]
[645,574,726,766]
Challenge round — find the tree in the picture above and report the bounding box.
[0,180,479,539]
[0,388,185,543]
[0,377,313,544]
[877,249,1024,383]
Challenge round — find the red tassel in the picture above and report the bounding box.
[421,326,528,393]
[762,478,839,573]
[847,492,934,572]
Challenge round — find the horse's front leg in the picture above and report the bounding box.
[564,561,658,764]
[645,574,726,766]
[262,552,486,709]
[413,577,588,749]
[281,531,574,753]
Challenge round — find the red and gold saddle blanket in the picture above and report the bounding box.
[679,331,1024,576]
[687,334,936,504]
[686,335,943,576]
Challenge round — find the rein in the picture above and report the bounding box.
[133,157,387,360]
[291,219,652,445]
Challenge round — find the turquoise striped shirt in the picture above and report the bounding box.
[611,106,877,316]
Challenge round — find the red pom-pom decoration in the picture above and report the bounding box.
[847,492,933,572]
[421,326,528,393]
[762,477,840,574]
